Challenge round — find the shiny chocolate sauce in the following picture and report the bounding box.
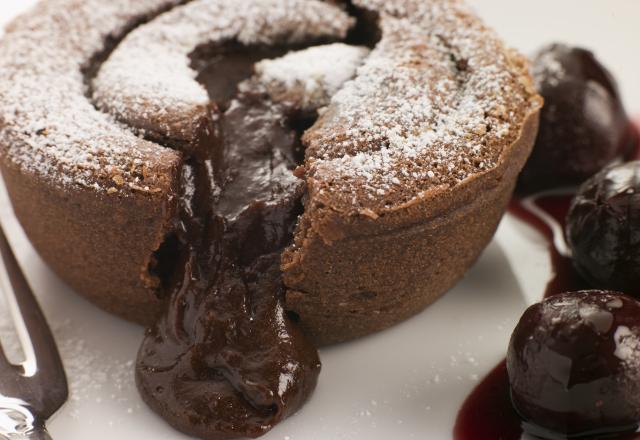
[455,120,640,440]
[136,53,320,439]
[193,43,292,109]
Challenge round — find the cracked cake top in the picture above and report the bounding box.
[0,0,541,210]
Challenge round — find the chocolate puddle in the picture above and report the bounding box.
[136,73,320,438]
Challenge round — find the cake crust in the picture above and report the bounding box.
[282,0,542,344]
[0,0,542,345]
[0,0,185,324]
[284,110,540,344]
[0,159,179,322]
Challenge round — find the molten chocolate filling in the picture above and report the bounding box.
[136,53,321,439]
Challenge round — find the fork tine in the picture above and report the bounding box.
[0,224,68,415]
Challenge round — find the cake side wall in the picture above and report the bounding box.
[0,160,177,325]
[284,111,540,346]
[0,108,539,346]
[285,178,513,346]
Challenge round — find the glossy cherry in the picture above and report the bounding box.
[518,44,630,192]
[566,161,640,295]
[507,290,640,439]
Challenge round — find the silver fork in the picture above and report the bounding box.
[0,224,68,439]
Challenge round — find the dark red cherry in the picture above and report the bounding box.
[518,44,630,192]
[566,161,640,295]
[507,291,640,439]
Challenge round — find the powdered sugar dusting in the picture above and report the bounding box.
[0,0,540,204]
[94,0,354,143]
[303,0,541,213]
[256,43,370,112]
[0,0,185,194]
[0,314,138,422]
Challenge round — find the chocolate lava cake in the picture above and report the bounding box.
[0,0,542,348]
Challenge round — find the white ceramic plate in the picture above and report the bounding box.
[0,1,639,439]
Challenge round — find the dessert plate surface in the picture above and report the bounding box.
[0,1,639,439]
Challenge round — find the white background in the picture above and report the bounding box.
[0,1,639,439]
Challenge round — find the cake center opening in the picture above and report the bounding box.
[137,81,321,438]
[136,40,366,438]
[192,43,291,110]
[87,4,378,438]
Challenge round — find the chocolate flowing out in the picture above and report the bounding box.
[192,43,294,110]
[131,5,382,436]
[135,67,321,439]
